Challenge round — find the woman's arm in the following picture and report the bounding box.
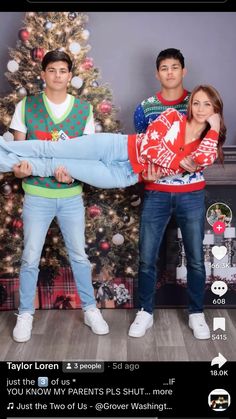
[188,113,220,167]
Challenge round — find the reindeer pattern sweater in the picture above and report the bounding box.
[128,108,219,192]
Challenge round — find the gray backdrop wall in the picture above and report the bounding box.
[0,12,235,144]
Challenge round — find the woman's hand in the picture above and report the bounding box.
[142,163,162,182]
[207,113,220,132]
[179,157,199,172]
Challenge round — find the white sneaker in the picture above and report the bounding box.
[84,307,109,335]
[128,310,153,338]
[189,313,210,339]
[13,313,33,343]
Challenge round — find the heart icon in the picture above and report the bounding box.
[211,246,227,260]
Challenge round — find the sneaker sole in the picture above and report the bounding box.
[84,320,109,335]
[13,334,31,343]
[128,319,154,338]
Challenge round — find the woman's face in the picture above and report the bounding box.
[191,90,214,124]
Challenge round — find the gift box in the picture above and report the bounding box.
[93,279,115,308]
[93,277,134,308]
[38,267,82,309]
[0,278,39,311]
[113,277,134,308]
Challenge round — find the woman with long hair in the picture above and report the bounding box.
[0,85,225,188]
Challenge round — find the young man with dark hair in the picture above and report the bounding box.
[11,49,109,342]
[134,48,189,133]
[129,48,210,340]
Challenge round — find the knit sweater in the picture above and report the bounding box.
[134,89,190,134]
[128,108,219,192]
[11,93,92,198]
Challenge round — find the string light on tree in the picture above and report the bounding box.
[81,29,90,40]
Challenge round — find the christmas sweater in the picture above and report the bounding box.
[128,108,219,192]
[11,93,92,198]
[134,89,190,134]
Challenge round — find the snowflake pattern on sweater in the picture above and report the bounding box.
[128,108,219,192]
[139,108,218,173]
[134,90,190,133]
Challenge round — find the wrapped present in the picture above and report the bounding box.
[0,278,39,311]
[93,279,115,308]
[93,277,134,308]
[38,267,81,309]
[113,277,133,308]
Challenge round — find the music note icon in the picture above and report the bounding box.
[7,402,14,409]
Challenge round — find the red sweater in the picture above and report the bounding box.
[128,108,219,192]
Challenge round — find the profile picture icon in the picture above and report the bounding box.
[208,388,231,411]
[206,202,232,227]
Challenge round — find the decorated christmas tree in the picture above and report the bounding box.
[0,11,140,308]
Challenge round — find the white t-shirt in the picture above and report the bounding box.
[10,94,95,135]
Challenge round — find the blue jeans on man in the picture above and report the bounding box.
[138,189,206,314]
[19,194,96,314]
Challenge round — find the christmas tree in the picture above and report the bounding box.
[0,11,140,307]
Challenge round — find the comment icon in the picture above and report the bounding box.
[211,280,228,297]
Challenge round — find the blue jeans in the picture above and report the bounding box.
[19,194,96,314]
[138,190,206,314]
[0,135,139,189]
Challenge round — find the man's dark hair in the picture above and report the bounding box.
[42,50,73,72]
[156,48,185,70]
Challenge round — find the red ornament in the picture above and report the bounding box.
[80,57,94,71]
[99,241,110,252]
[98,100,112,114]
[18,28,30,42]
[31,47,45,62]
[87,205,102,218]
[12,218,23,229]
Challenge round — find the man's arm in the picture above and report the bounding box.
[14,130,26,141]
[134,103,148,133]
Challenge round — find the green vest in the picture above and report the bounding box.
[22,93,91,198]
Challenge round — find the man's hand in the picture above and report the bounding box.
[54,166,74,184]
[142,163,162,182]
[13,161,32,178]
[179,156,199,172]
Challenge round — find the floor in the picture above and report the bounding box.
[0,308,235,361]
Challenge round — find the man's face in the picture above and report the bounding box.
[156,58,186,90]
[41,60,72,92]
